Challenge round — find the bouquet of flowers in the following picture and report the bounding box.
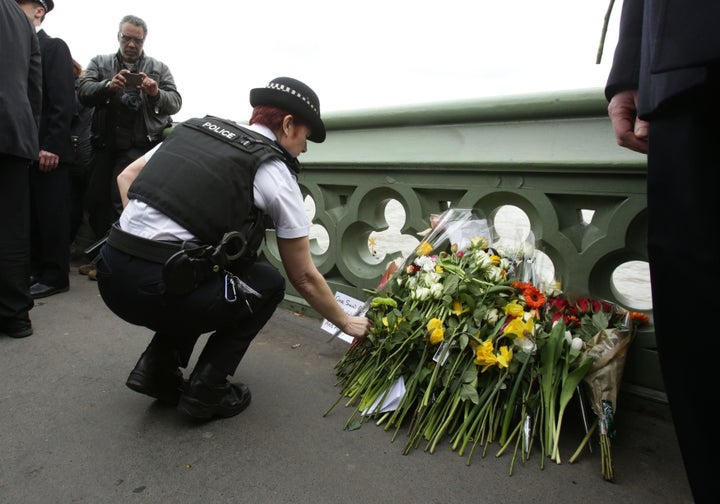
[564,300,649,480]
[325,208,647,479]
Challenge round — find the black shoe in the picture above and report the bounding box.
[0,318,33,338]
[126,347,184,405]
[30,282,69,299]
[178,362,251,419]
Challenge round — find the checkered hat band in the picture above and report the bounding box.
[267,83,319,116]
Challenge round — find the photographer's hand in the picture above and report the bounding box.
[139,73,159,98]
[106,70,131,92]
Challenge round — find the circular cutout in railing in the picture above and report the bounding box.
[305,195,329,253]
[491,205,531,245]
[368,199,419,264]
[611,260,652,311]
[533,250,560,293]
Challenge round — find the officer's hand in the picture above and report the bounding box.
[342,315,373,341]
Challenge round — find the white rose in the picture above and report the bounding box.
[429,283,444,299]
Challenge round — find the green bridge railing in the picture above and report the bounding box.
[259,88,663,405]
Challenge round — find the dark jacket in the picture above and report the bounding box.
[69,78,93,170]
[0,0,42,161]
[77,51,182,147]
[605,0,720,117]
[37,29,76,161]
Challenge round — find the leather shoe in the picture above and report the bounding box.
[78,263,96,276]
[178,362,251,419]
[126,346,184,405]
[30,282,69,299]
[0,318,33,338]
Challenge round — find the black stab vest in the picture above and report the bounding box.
[128,116,297,256]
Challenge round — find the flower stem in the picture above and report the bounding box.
[499,355,531,445]
[600,434,614,481]
[569,418,598,463]
[495,418,522,457]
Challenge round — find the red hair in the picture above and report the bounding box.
[249,105,309,132]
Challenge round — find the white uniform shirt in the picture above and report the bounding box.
[120,123,310,241]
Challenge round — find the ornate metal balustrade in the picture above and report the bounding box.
[259,89,664,404]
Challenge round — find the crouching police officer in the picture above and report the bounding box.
[94,77,372,420]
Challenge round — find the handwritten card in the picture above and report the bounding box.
[321,291,368,343]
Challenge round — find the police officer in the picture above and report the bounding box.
[95,77,372,420]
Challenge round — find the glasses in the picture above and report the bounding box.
[119,33,145,45]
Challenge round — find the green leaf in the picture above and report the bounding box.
[559,357,594,409]
[460,383,480,404]
[462,368,478,384]
[591,310,611,331]
[345,417,363,431]
[458,333,469,350]
[443,275,460,295]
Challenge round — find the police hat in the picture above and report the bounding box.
[249,77,326,143]
[37,0,54,12]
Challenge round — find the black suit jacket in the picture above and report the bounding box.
[36,29,75,161]
[605,0,720,117]
[0,0,42,161]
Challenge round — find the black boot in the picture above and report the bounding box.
[178,362,251,419]
[125,345,184,405]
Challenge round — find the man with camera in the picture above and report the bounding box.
[78,14,181,272]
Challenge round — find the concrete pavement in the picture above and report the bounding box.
[0,263,694,503]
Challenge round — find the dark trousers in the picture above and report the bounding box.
[647,80,719,503]
[30,161,71,287]
[68,162,90,244]
[85,146,150,240]
[95,244,286,376]
[0,154,33,324]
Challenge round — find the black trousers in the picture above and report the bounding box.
[30,161,71,287]
[95,244,286,376]
[647,79,719,503]
[68,161,90,244]
[85,146,150,240]
[0,154,33,324]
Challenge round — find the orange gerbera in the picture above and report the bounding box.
[512,281,531,291]
[523,285,547,309]
[630,311,650,325]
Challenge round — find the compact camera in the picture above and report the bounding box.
[124,73,143,87]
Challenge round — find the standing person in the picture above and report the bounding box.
[68,59,94,252]
[17,0,76,299]
[605,1,720,502]
[78,14,181,270]
[94,77,372,420]
[0,0,42,337]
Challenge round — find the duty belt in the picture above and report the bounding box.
[107,223,202,263]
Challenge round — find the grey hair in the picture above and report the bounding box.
[119,14,148,37]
